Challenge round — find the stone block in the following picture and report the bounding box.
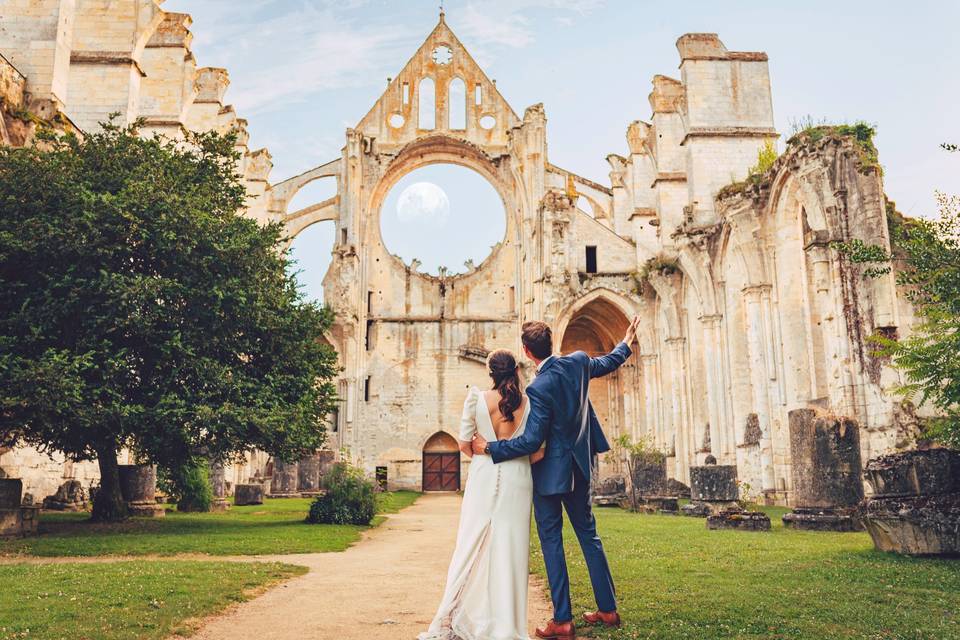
[680,501,711,517]
[782,507,862,532]
[707,509,771,532]
[270,459,300,497]
[630,457,666,495]
[788,409,863,509]
[690,465,738,502]
[298,453,321,494]
[864,449,960,498]
[862,493,960,556]
[0,478,22,509]
[235,483,264,506]
[594,475,626,507]
[42,479,87,511]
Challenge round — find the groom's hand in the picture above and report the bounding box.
[471,433,489,456]
[623,315,641,345]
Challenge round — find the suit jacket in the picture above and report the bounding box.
[488,342,632,495]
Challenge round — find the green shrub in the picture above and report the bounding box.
[160,460,213,512]
[306,462,376,525]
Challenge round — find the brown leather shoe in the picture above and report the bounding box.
[582,610,621,628]
[535,619,576,639]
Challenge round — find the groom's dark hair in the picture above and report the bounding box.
[521,321,553,360]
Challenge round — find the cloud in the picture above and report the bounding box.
[457,0,604,49]
[396,182,450,225]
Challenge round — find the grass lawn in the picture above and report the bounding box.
[0,491,419,558]
[530,505,960,639]
[0,560,304,640]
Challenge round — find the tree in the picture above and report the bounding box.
[0,121,339,521]
[835,145,960,448]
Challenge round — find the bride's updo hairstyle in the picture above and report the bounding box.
[487,349,522,422]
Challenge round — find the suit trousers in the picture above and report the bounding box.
[532,464,617,623]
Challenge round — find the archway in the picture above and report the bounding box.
[422,431,460,491]
[559,296,632,444]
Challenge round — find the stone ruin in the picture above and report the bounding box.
[782,409,864,531]
[682,463,739,516]
[685,461,771,531]
[234,483,264,506]
[267,451,331,499]
[118,465,164,517]
[860,449,960,556]
[0,3,932,501]
[0,479,40,537]
[42,479,87,511]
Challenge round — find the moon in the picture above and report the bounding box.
[396,182,450,225]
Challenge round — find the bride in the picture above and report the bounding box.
[419,349,544,640]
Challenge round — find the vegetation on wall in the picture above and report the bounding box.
[833,146,960,448]
[787,120,880,174]
[634,256,680,293]
[0,120,340,522]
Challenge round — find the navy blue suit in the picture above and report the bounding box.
[488,341,632,622]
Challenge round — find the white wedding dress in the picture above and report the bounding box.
[419,386,534,640]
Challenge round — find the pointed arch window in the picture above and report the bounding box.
[448,77,466,130]
[418,77,436,130]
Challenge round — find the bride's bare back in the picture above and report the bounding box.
[482,390,527,440]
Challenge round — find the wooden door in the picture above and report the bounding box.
[423,452,460,491]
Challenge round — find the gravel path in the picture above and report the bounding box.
[188,492,553,639]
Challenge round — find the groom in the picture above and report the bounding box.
[472,317,640,639]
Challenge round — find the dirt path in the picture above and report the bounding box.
[189,493,552,640]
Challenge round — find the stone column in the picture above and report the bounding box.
[298,452,321,496]
[118,465,164,517]
[665,337,690,483]
[640,354,662,447]
[782,409,863,531]
[700,314,726,461]
[742,285,776,492]
[209,463,229,512]
[269,459,300,498]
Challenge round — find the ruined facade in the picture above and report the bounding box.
[0,5,922,503]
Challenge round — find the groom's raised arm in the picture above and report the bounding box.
[487,383,551,464]
[589,341,632,379]
[590,315,639,378]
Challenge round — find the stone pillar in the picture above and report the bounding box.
[782,409,864,531]
[665,337,690,483]
[298,452,321,496]
[318,450,336,483]
[269,459,300,497]
[640,354,662,448]
[118,465,164,517]
[742,285,776,491]
[209,463,229,512]
[700,314,725,461]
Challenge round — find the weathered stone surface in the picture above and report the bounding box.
[680,501,711,518]
[594,475,627,506]
[864,449,960,498]
[118,464,164,517]
[234,483,264,506]
[664,478,691,499]
[782,507,862,532]
[270,459,300,497]
[690,465,738,502]
[298,453,321,494]
[788,409,863,508]
[862,493,960,556]
[707,509,771,531]
[0,478,22,509]
[42,480,87,511]
[631,457,666,495]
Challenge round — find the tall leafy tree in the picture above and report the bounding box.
[836,144,960,448]
[0,121,338,521]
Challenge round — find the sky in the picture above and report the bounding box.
[164,0,960,302]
